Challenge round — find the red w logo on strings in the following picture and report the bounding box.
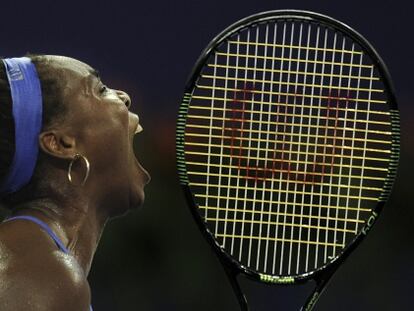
[223,82,352,185]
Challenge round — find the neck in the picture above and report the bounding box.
[10,195,107,276]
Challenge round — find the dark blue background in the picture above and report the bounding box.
[1,0,412,310]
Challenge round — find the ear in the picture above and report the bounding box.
[39,130,76,160]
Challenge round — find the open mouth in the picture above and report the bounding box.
[132,123,143,163]
[134,122,143,135]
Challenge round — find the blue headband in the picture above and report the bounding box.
[0,57,42,195]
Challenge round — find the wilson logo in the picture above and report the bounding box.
[260,274,295,284]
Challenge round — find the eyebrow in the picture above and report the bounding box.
[88,68,100,79]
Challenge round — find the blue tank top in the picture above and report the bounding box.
[4,215,94,311]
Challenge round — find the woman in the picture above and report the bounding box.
[0,55,151,310]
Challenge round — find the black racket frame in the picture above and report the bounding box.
[176,9,400,311]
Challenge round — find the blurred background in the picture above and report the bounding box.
[0,0,413,310]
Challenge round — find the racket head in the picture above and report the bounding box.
[176,10,400,285]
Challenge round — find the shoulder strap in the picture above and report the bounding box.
[3,215,70,254]
[3,215,94,310]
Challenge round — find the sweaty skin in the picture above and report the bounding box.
[0,56,150,310]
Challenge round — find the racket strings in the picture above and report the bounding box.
[183,20,392,275]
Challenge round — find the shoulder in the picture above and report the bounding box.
[0,220,91,311]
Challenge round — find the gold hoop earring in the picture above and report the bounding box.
[67,154,90,186]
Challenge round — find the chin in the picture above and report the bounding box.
[128,159,150,210]
[129,187,146,210]
[108,189,145,218]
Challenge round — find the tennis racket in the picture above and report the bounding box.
[176,10,400,310]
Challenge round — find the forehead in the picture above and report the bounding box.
[45,55,97,81]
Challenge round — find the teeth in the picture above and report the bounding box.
[134,124,143,134]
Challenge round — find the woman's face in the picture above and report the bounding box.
[45,56,150,214]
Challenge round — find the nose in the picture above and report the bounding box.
[116,90,131,109]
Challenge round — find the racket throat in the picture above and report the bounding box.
[222,266,249,311]
[301,269,336,311]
